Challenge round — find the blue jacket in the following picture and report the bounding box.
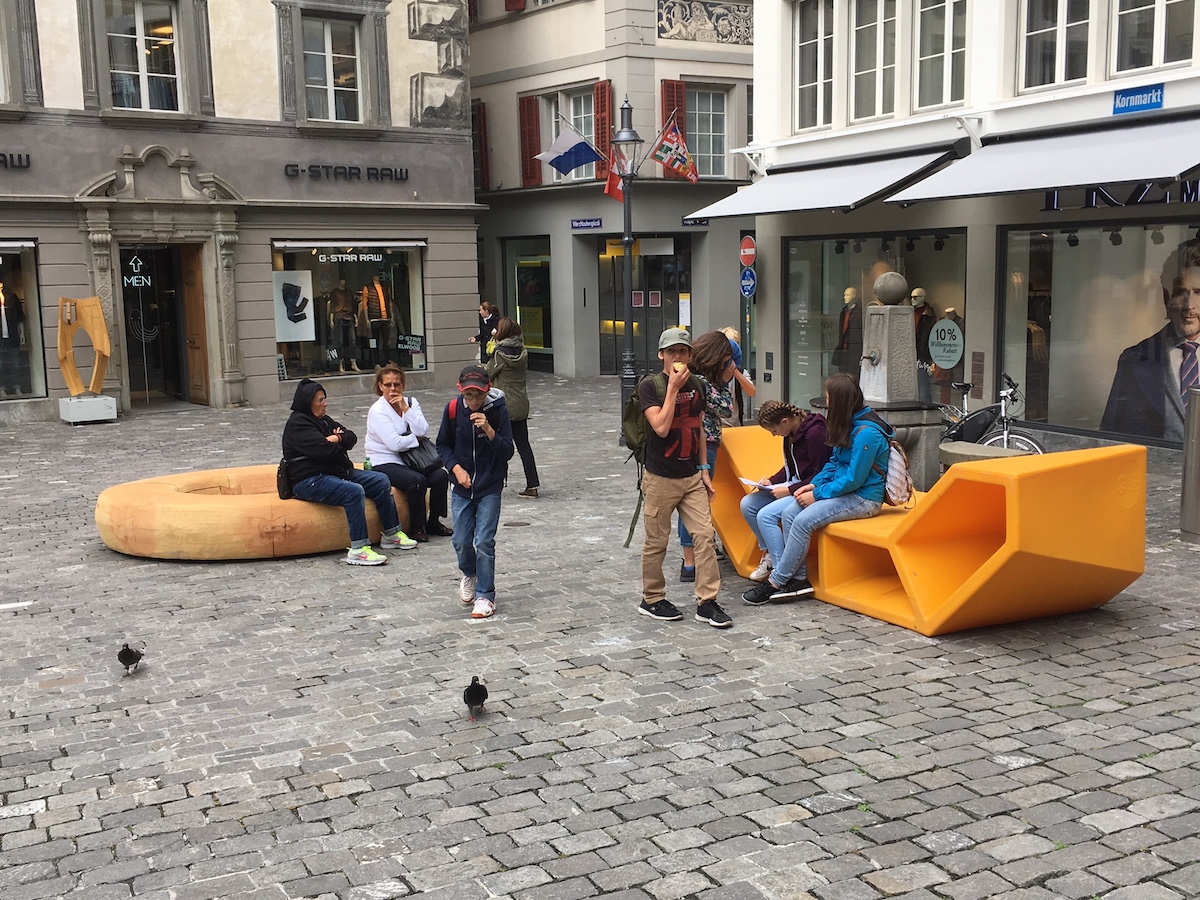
[810,408,890,504]
[436,389,515,499]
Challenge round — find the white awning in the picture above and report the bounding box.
[272,240,427,250]
[888,118,1200,204]
[687,151,951,219]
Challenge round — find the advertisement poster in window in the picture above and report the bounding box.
[273,271,315,343]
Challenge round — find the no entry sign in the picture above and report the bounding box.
[739,235,756,267]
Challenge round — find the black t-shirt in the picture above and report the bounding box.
[639,373,706,479]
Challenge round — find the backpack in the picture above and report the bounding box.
[872,434,914,506]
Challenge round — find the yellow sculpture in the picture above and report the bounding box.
[57,296,111,396]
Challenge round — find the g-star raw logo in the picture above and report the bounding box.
[0,153,31,170]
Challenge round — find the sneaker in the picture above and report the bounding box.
[517,487,539,499]
[380,530,417,550]
[741,580,777,606]
[471,598,495,619]
[696,600,733,629]
[771,577,815,600]
[680,561,696,583]
[459,574,477,603]
[346,545,387,566]
[749,552,773,583]
[638,599,684,621]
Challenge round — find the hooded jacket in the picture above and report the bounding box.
[810,407,889,503]
[768,412,831,489]
[436,388,515,499]
[485,336,530,420]
[281,378,356,485]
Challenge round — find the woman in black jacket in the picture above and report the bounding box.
[468,301,499,363]
[282,378,415,565]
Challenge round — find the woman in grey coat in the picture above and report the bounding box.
[486,317,540,498]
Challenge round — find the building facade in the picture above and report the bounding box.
[0,0,481,424]
[697,0,1200,447]
[469,0,755,376]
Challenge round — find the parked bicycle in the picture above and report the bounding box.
[938,374,1046,454]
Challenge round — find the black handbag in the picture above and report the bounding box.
[400,436,443,475]
[276,457,294,500]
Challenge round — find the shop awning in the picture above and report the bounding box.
[888,118,1200,204]
[272,240,428,250]
[686,150,952,219]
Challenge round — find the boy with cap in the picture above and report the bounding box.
[638,328,732,628]
[436,365,515,619]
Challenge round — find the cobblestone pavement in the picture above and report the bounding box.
[3,373,1200,900]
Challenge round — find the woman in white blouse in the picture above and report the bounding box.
[364,364,451,541]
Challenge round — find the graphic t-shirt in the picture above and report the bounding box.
[639,374,705,479]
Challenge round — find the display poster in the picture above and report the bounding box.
[632,291,644,308]
[678,293,690,324]
[272,271,315,343]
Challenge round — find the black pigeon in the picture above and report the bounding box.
[118,642,145,675]
[463,676,487,721]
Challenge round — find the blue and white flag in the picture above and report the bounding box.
[535,124,603,175]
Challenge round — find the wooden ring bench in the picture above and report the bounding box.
[95,464,411,560]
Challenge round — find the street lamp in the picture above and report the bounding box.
[612,96,644,427]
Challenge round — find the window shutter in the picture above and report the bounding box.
[660,79,688,179]
[472,100,490,192]
[519,96,542,187]
[504,0,526,10]
[593,80,613,181]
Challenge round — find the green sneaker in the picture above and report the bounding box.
[380,530,417,550]
[346,545,387,566]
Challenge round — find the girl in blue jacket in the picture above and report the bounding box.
[742,373,890,604]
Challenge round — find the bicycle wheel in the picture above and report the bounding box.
[981,430,1045,454]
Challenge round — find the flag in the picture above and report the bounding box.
[650,120,699,183]
[603,146,628,203]
[535,123,603,175]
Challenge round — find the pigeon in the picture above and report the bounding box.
[463,676,487,720]
[118,641,145,675]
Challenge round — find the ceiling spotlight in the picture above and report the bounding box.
[1109,229,1122,246]
[852,239,862,253]
[905,238,916,252]
[880,239,891,253]
[1152,228,1164,245]
[1066,231,1079,247]
[834,240,846,255]
[933,236,945,251]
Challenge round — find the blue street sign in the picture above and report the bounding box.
[740,267,757,298]
[571,218,603,230]
[1113,83,1163,116]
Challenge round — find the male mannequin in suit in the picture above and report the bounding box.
[911,288,936,402]
[831,287,862,377]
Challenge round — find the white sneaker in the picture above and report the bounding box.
[459,574,477,603]
[380,530,417,550]
[471,597,495,619]
[346,545,387,566]
[749,552,773,582]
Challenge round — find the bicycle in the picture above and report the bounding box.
[939,374,1046,454]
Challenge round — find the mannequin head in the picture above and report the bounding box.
[843,287,859,305]
[911,287,927,307]
[943,306,957,318]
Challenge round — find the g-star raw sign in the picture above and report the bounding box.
[284,163,408,181]
[0,152,31,170]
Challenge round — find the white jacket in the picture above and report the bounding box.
[365,395,431,466]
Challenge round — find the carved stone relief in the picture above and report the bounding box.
[408,0,470,127]
[657,0,753,44]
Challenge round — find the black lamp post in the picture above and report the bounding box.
[612,97,644,426]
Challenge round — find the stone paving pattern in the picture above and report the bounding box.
[3,373,1200,900]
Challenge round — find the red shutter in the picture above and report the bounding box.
[593,80,613,181]
[519,96,542,187]
[504,0,526,10]
[471,100,490,192]
[660,79,688,180]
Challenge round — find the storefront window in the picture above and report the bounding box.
[272,242,426,380]
[1003,223,1199,444]
[0,242,46,400]
[503,237,552,363]
[783,231,967,407]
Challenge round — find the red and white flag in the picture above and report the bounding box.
[603,145,629,202]
[650,120,699,183]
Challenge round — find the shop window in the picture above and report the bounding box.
[851,0,896,121]
[686,88,727,177]
[0,242,47,400]
[794,0,834,130]
[303,16,360,122]
[1112,0,1194,73]
[783,232,967,408]
[915,0,966,108]
[107,0,179,111]
[1021,0,1088,89]
[271,243,427,380]
[1002,223,1199,444]
[503,237,553,366]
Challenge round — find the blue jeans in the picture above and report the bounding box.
[451,490,502,601]
[679,442,720,550]
[740,490,803,565]
[771,492,881,587]
[293,470,400,546]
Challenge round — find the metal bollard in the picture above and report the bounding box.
[1183,386,1200,544]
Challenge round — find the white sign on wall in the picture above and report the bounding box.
[273,271,315,343]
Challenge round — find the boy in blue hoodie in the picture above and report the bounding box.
[436,365,515,618]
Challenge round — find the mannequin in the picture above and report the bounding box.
[937,306,965,402]
[362,274,395,366]
[0,280,27,396]
[831,287,862,377]
[911,288,936,402]
[329,279,360,373]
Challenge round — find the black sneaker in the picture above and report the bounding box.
[639,599,684,621]
[771,577,815,600]
[680,561,696,583]
[696,600,733,628]
[741,580,778,606]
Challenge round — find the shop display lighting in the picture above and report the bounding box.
[1066,231,1079,247]
[880,238,891,253]
[933,235,945,251]
[852,239,862,253]
[1108,228,1123,246]
[905,237,916,252]
[834,240,846,254]
[1151,228,1164,245]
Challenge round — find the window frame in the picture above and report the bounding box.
[686,86,728,177]
[106,0,182,113]
[850,0,896,122]
[565,88,596,181]
[794,0,834,131]
[1019,0,1090,91]
[914,0,966,110]
[302,15,362,123]
[1110,0,1195,75]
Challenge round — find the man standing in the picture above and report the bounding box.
[1102,239,1200,440]
[638,327,732,628]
